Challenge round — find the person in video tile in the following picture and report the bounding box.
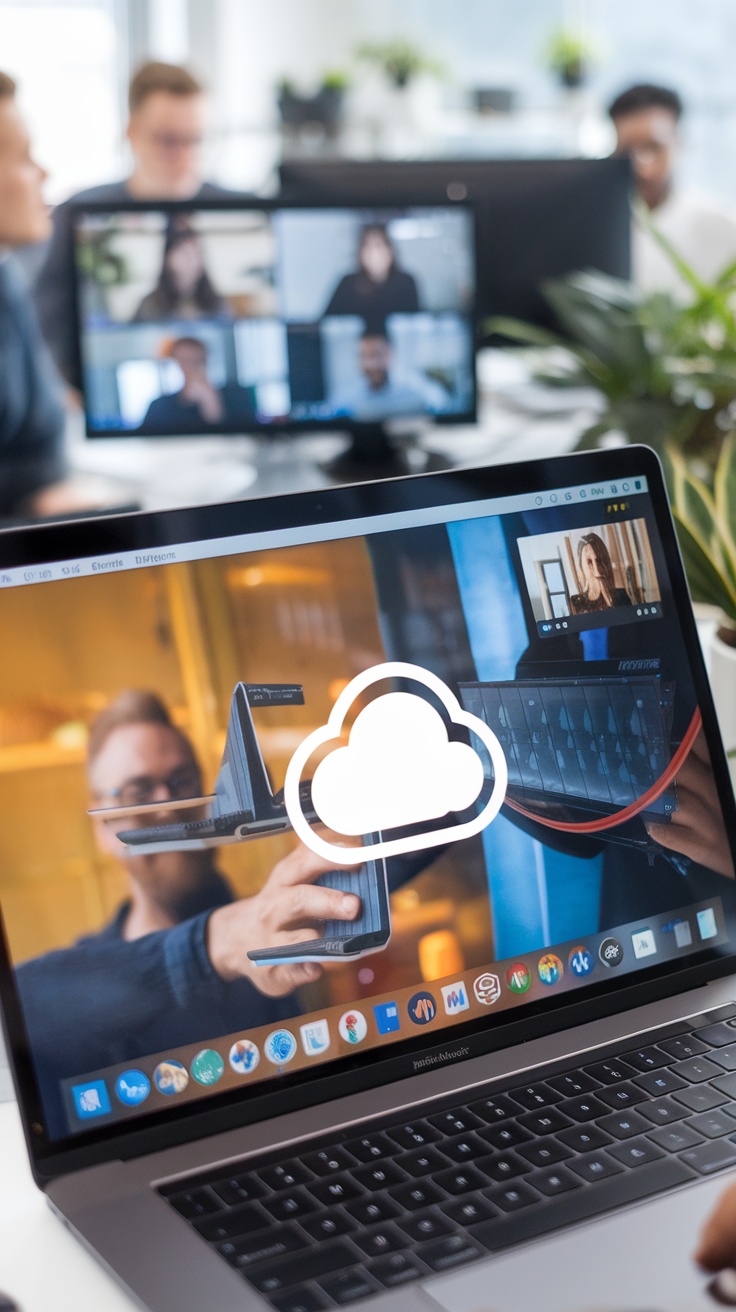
[324,223,420,319]
[138,336,255,433]
[331,329,447,421]
[132,214,228,323]
[569,532,633,615]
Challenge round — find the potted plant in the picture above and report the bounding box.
[545,29,597,88]
[666,438,736,759]
[356,39,444,89]
[277,71,349,138]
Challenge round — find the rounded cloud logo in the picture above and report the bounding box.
[284,661,508,865]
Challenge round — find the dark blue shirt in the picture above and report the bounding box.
[0,257,65,513]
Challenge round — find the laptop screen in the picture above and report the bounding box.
[72,201,476,436]
[1,453,735,1151]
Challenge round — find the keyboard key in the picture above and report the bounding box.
[344,1132,399,1162]
[353,1224,409,1257]
[399,1210,455,1243]
[317,1270,378,1306]
[569,1153,625,1182]
[596,1082,648,1110]
[478,1122,532,1150]
[195,1202,270,1242]
[508,1082,562,1110]
[708,1045,736,1071]
[398,1148,449,1177]
[415,1232,483,1272]
[671,1056,722,1083]
[301,1211,356,1241]
[680,1140,736,1175]
[607,1137,665,1167]
[434,1166,488,1196]
[482,1151,531,1183]
[518,1107,572,1135]
[638,1098,689,1126]
[264,1189,319,1221]
[368,1251,428,1288]
[308,1177,363,1207]
[688,1109,736,1139]
[597,1110,649,1139]
[390,1180,446,1211]
[672,1084,728,1113]
[694,1023,736,1047]
[248,1240,359,1294]
[518,1139,572,1167]
[351,1161,406,1191]
[658,1034,709,1060]
[441,1133,490,1163]
[557,1124,612,1153]
[442,1195,497,1226]
[428,1109,484,1135]
[387,1121,442,1151]
[271,1288,328,1312]
[531,1166,582,1195]
[209,1175,267,1207]
[345,1196,400,1226]
[168,1188,221,1219]
[485,1181,540,1212]
[623,1046,672,1071]
[713,1074,736,1099]
[647,1124,705,1152]
[468,1093,517,1123]
[258,1161,312,1190]
[558,1094,610,1122]
[217,1223,308,1268]
[634,1068,687,1096]
[302,1147,356,1177]
[547,1070,599,1097]
[584,1058,636,1085]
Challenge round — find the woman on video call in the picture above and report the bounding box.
[324,223,420,320]
[132,214,227,322]
[569,531,632,614]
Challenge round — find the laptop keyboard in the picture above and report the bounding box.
[159,1003,736,1310]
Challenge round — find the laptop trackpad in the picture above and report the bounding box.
[423,1177,725,1311]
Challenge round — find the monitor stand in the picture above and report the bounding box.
[322,423,452,484]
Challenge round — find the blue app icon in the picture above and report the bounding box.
[72,1079,111,1120]
[568,946,594,978]
[115,1069,151,1107]
[373,1001,400,1035]
[407,991,437,1025]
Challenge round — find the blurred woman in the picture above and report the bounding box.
[132,214,226,321]
[324,223,420,320]
[569,532,632,614]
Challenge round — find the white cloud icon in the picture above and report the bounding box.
[284,661,508,864]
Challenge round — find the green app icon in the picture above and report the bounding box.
[190,1048,225,1087]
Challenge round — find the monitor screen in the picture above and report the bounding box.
[72,201,477,438]
[279,157,632,334]
[1,452,735,1154]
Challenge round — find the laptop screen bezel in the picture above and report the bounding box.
[2,445,736,1184]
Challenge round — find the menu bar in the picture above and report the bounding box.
[0,477,649,590]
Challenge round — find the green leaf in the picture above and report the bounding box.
[483,317,566,349]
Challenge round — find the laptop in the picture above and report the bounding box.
[2,446,736,1312]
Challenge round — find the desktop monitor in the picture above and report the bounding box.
[71,199,477,476]
[278,157,632,336]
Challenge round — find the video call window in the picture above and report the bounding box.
[517,517,662,637]
[74,204,476,436]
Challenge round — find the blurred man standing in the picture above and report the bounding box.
[609,83,736,296]
[35,61,236,388]
[0,70,77,515]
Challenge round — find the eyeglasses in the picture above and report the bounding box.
[99,765,202,809]
[148,132,204,151]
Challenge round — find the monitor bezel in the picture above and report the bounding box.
[69,196,479,441]
[1,445,735,1185]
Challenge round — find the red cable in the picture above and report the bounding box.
[503,707,702,834]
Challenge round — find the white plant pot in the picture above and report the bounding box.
[708,628,736,762]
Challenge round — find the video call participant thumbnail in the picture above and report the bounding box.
[324,223,420,320]
[331,328,448,422]
[132,213,228,323]
[138,336,255,433]
[569,532,632,615]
